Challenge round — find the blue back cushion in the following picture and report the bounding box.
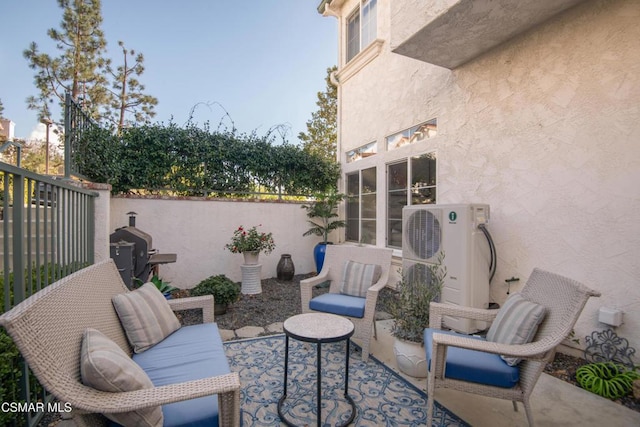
[132,323,230,427]
[309,293,366,318]
[424,328,519,388]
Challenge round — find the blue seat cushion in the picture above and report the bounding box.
[424,328,520,388]
[309,293,366,318]
[131,323,230,427]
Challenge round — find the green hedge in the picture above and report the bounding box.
[76,123,340,195]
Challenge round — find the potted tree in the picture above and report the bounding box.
[191,274,241,315]
[301,191,346,273]
[389,252,447,378]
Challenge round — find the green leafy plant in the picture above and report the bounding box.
[301,191,346,244]
[76,123,341,196]
[389,252,447,343]
[1,263,62,427]
[134,275,179,294]
[150,275,178,294]
[225,225,275,254]
[0,329,21,426]
[576,362,640,399]
[191,275,240,306]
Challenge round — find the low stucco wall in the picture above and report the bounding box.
[109,196,323,288]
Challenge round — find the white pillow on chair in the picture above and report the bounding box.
[80,328,163,427]
[112,282,181,353]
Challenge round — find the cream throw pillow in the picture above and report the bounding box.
[112,282,181,353]
[339,260,382,298]
[80,328,163,427]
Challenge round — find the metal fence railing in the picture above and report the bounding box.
[0,161,97,426]
[64,92,98,181]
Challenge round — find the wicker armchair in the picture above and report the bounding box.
[300,245,393,361]
[0,260,241,427]
[426,268,600,426]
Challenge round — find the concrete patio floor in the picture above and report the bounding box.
[56,318,640,427]
[370,319,640,427]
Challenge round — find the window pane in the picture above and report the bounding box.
[411,187,436,205]
[347,173,359,196]
[411,153,436,187]
[388,219,403,248]
[346,219,359,241]
[346,172,360,242]
[362,167,376,193]
[388,161,407,190]
[361,0,377,47]
[345,167,377,244]
[387,118,437,151]
[361,220,376,245]
[388,190,407,220]
[347,8,360,62]
[361,193,376,218]
[346,141,377,163]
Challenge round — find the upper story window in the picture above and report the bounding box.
[346,0,377,63]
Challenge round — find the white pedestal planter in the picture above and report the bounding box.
[241,263,262,295]
[393,338,428,378]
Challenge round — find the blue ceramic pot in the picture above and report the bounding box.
[313,242,332,273]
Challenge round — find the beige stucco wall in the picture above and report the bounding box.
[333,0,640,357]
[109,197,321,288]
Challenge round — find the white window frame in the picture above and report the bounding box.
[346,0,378,63]
[346,166,377,245]
[386,152,437,249]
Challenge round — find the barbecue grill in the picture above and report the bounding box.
[110,212,177,288]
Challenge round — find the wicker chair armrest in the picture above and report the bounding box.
[300,270,331,289]
[167,295,215,323]
[429,302,498,328]
[69,372,240,414]
[368,276,388,294]
[431,332,552,359]
[300,270,331,312]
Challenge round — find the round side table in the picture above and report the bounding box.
[278,312,356,427]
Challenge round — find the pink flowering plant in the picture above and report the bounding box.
[225,225,275,254]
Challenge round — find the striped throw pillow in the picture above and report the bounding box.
[112,282,181,353]
[80,328,163,427]
[339,260,382,298]
[486,293,547,366]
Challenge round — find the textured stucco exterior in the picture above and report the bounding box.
[109,197,321,288]
[328,0,640,358]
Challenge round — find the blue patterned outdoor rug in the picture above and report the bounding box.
[224,335,468,426]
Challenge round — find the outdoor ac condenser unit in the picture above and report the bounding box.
[402,204,492,334]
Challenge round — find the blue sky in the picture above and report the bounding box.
[0,1,336,142]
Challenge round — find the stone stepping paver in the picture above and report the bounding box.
[265,322,283,333]
[235,326,265,338]
[219,329,236,342]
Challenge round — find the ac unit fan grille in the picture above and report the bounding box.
[405,210,441,260]
[404,262,441,302]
